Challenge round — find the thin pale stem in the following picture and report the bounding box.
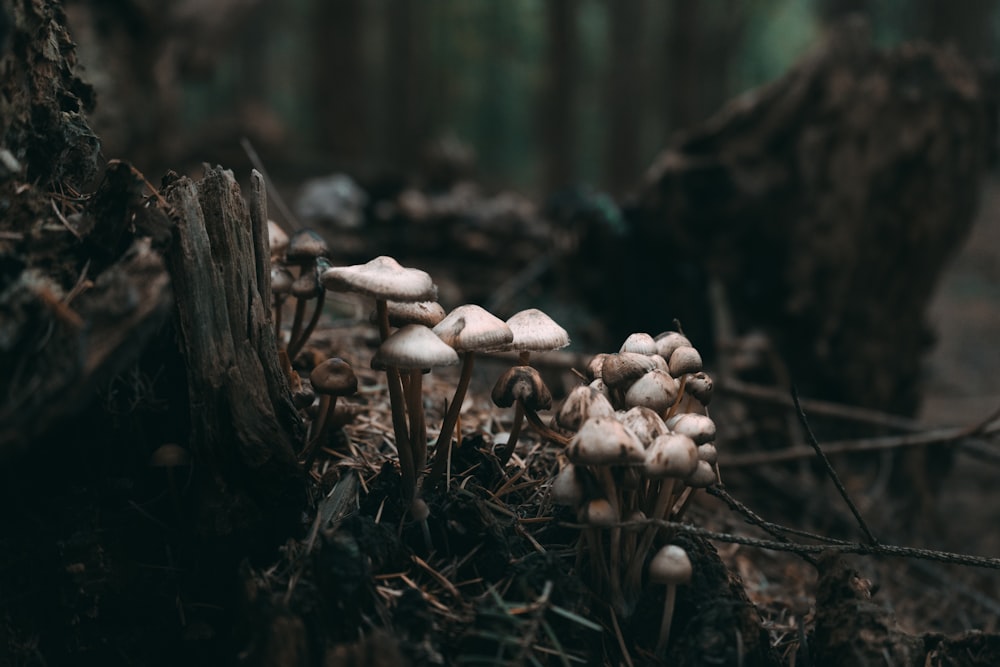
[427,351,476,488]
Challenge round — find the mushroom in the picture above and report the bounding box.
[321,256,438,504]
[150,443,191,521]
[554,384,616,434]
[619,332,658,356]
[301,357,357,466]
[491,365,566,460]
[286,260,327,360]
[373,324,459,500]
[427,304,513,486]
[623,368,679,415]
[648,544,692,657]
[267,220,289,262]
[653,330,692,361]
[270,265,294,345]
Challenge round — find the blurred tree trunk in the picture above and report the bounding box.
[540,0,578,192]
[313,0,368,164]
[386,0,429,175]
[604,0,644,196]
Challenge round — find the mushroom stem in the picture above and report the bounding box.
[376,299,414,502]
[522,406,572,446]
[407,369,427,476]
[496,399,525,466]
[287,295,309,357]
[301,395,337,468]
[654,583,678,657]
[273,294,286,346]
[623,479,677,606]
[596,466,627,616]
[427,351,476,487]
[288,289,325,360]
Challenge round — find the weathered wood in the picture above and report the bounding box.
[163,166,303,511]
[626,19,993,417]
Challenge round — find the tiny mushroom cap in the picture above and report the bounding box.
[623,369,679,414]
[310,357,358,396]
[697,443,718,465]
[501,308,570,352]
[685,371,714,405]
[668,345,703,376]
[617,406,669,446]
[321,255,438,302]
[285,228,329,265]
[620,332,658,356]
[644,433,699,479]
[270,266,294,296]
[654,331,692,361]
[372,324,460,370]
[268,220,289,259]
[555,384,616,432]
[150,443,191,468]
[380,300,446,328]
[580,498,618,528]
[568,417,646,466]
[685,460,718,488]
[433,304,513,352]
[550,464,585,507]
[648,544,693,585]
[491,365,553,411]
[666,413,717,445]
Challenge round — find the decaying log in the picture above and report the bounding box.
[163,166,304,519]
[625,18,994,417]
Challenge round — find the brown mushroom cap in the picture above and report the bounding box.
[150,443,191,467]
[498,308,570,352]
[321,256,438,302]
[433,304,513,352]
[602,352,660,389]
[270,266,294,295]
[685,371,714,405]
[491,365,553,411]
[310,357,358,396]
[380,300,446,328]
[285,228,329,265]
[291,266,322,298]
[372,324,460,370]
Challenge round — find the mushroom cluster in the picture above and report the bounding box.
[548,329,717,654]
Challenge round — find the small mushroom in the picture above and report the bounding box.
[302,358,358,466]
[648,544,692,657]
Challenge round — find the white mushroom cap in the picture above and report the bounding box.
[684,460,717,488]
[697,443,718,465]
[372,324,460,370]
[665,413,716,445]
[668,345,703,376]
[654,331,692,361]
[555,384,616,432]
[433,304,513,352]
[620,332,658,355]
[586,353,608,381]
[644,433,699,479]
[550,464,585,507]
[617,406,669,446]
[648,544,692,585]
[623,369,679,414]
[568,417,645,466]
[321,255,438,302]
[499,308,570,352]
